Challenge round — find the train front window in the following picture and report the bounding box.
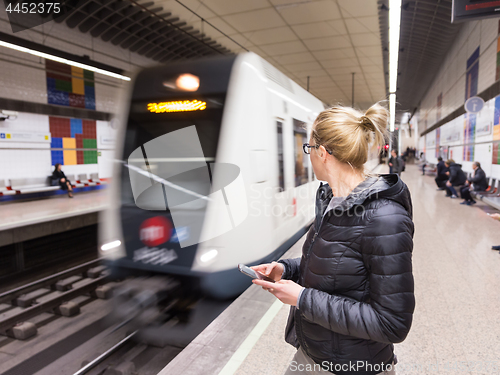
[121,96,225,210]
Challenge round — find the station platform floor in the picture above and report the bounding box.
[0,189,108,231]
[161,163,500,375]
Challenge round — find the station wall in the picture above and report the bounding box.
[0,9,157,183]
[415,18,500,179]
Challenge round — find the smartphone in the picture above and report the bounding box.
[238,263,275,283]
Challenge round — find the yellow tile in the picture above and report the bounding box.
[64,149,77,165]
[62,137,76,149]
[71,66,84,78]
[72,77,85,95]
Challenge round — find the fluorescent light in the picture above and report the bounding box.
[390,93,396,132]
[389,0,402,93]
[101,240,121,251]
[389,0,402,132]
[0,40,131,81]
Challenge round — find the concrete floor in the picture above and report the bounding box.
[162,163,500,375]
[0,189,108,231]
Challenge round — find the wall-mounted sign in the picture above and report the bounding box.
[100,136,115,146]
[0,132,51,143]
[464,96,484,113]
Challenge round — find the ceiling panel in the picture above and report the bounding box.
[200,0,270,16]
[337,0,378,18]
[345,16,379,35]
[259,40,308,56]
[292,22,343,40]
[273,52,317,64]
[145,0,387,108]
[246,26,298,45]
[223,8,285,33]
[303,35,352,51]
[276,1,341,25]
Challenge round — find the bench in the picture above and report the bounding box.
[0,179,16,196]
[76,173,106,187]
[423,162,436,175]
[483,195,500,210]
[9,177,60,194]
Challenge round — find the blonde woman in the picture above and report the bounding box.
[253,103,415,375]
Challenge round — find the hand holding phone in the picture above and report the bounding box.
[238,263,275,283]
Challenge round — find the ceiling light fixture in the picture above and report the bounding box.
[389,0,402,132]
[0,40,131,81]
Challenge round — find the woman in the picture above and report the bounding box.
[52,163,74,198]
[252,103,415,375]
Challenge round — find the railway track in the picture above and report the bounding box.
[0,259,111,340]
[0,261,232,375]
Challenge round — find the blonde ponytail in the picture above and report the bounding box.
[311,101,389,170]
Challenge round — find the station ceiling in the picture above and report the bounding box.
[55,0,462,114]
[378,0,463,122]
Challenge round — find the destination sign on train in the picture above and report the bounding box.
[147,100,207,113]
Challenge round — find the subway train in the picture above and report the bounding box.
[99,52,335,299]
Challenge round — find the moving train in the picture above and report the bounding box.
[99,52,356,299]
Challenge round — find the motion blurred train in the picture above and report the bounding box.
[99,52,365,299]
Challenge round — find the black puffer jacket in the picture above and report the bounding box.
[279,175,415,375]
[469,167,488,192]
[448,162,466,186]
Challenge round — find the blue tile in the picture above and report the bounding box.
[50,137,62,148]
[85,96,96,110]
[70,119,82,137]
[48,89,69,106]
[47,77,56,88]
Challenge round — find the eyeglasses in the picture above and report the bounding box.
[303,143,332,155]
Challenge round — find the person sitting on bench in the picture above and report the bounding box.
[52,163,74,198]
[444,159,466,199]
[435,157,449,190]
[460,161,488,205]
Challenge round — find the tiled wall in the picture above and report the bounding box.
[416,19,500,180]
[0,7,158,184]
[0,112,117,180]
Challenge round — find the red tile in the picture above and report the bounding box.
[49,117,71,138]
[82,120,96,138]
[77,150,84,164]
[75,133,83,149]
[69,93,85,108]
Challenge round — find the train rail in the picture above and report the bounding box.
[0,259,110,339]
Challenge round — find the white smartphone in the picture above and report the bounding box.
[238,263,275,283]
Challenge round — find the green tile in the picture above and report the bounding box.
[55,79,72,92]
[84,80,95,88]
[83,138,97,149]
[84,70,94,81]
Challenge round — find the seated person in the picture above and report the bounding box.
[435,157,449,190]
[444,159,466,198]
[460,161,488,205]
[52,163,74,198]
[490,213,500,251]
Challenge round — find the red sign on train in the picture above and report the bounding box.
[139,216,172,247]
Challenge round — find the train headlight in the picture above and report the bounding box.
[200,249,218,263]
[101,240,121,251]
[175,74,200,91]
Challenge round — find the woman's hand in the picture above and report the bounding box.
[490,213,500,220]
[251,261,284,282]
[252,279,302,306]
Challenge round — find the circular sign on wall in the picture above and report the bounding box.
[464,96,484,114]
